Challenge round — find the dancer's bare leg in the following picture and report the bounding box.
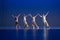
[35,22,39,29]
[32,25,35,30]
[16,26,18,30]
[46,22,49,27]
[36,25,39,29]
[26,24,29,28]
[25,22,29,28]
[32,22,35,29]
[24,23,27,29]
[45,22,50,30]
[16,24,18,31]
[24,23,29,29]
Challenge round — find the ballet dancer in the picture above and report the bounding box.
[12,14,20,30]
[29,14,39,29]
[38,12,49,27]
[23,14,29,29]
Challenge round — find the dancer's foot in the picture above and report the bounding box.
[36,25,39,29]
[33,27,35,30]
[47,26,50,30]
[27,25,29,28]
[37,26,39,29]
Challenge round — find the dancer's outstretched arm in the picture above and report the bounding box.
[17,14,20,17]
[35,14,39,17]
[45,11,49,17]
[38,14,42,17]
[28,14,32,17]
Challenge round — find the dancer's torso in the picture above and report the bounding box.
[23,16,28,24]
[32,17,35,22]
[24,16,27,22]
[15,17,18,22]
[42,16,46,22]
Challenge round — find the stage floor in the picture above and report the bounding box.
[0,26,60,30]
[0,26,60,40]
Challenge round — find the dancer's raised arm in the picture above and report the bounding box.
[35,14,39,17]
[17,14,20,17]
[38,14,42,17]
[45,11,49,16]
[28,14,32,17]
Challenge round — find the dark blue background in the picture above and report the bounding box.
[0,0,60,26]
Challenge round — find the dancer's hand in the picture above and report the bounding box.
[38,14,42,17]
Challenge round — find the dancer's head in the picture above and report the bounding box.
[32,16,35,17]
[14,16,16,17]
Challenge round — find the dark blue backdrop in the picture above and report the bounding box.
[0,0,60,27]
